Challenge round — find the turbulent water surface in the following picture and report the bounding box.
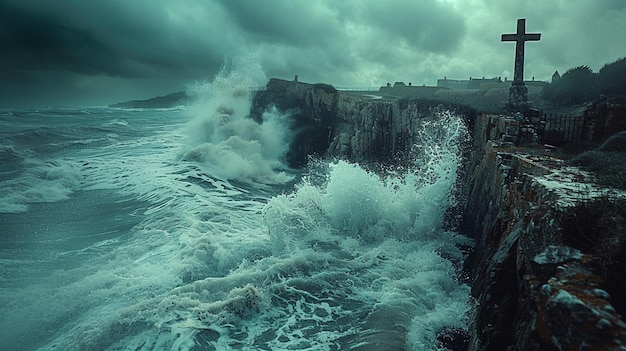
[0,73,473,350]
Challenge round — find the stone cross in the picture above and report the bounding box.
[501,18,541,84]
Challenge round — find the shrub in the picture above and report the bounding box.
[569,150,626,189]
[542,65,598,105]
[598,57,626,96]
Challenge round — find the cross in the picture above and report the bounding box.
[501,18,541,84]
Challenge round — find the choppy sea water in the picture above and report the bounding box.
[0,73,473,350]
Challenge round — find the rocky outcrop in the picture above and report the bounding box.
[251,78,476,168]
[252,79,626,350]
[109,91,189,109]
[463,114,626,350]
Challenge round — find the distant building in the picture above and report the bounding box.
[379,81,445,97]
[551,70,561,83]
[467,77,503,89]
[525,80,549,88]
[379,75,548,98]
[438,76,547,90]
[437,77,470,89]
[437,77,503,90]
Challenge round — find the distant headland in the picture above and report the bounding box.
[108,91,189,109]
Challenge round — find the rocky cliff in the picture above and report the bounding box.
[252,79,626,350]
[463,114,626,350]
[252,78,476,168]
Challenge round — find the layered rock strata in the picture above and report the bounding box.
[251,78,475,168]
[463,114,626,351]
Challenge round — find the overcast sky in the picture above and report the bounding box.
[1,0,625,106]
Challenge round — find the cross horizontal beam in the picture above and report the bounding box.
[501,18,541,84]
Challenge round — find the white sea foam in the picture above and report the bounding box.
[1,61,472,350]
[0,158,82,213]
[14,107,472,350]
[179,56,293,184]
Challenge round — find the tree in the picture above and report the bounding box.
[598,57,626,96]
[542,65,598,105]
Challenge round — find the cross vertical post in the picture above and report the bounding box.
[501,18,541,110]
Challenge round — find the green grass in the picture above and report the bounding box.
[569,150,626,190]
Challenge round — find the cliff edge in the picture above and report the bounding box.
[252,78,476,168]
[463,114,626,350]
[251,78,626,350]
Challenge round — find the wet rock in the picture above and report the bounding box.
[463,114,626,351]
[531,259,626,351]
[251,78,476,168]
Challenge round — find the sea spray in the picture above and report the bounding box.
[89,106,473,350]
[0,157,83,213]
[260,108,473,349]
[179,57,294,184]
[1,59,473,350]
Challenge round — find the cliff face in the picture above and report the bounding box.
[251,78,475,168]
[463,115,626,351]
[252,79,626,350]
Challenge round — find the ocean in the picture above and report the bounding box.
[0,71,473,350]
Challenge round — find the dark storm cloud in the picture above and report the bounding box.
[218,0,345,46]
[214,0,467,87]
[0,1,128,76]
[356,0,465,54]
[0,0,468,105]
[0,0,229,105]
[0,0,624,106]
[0,1,224,79]
[220,0,466,59]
